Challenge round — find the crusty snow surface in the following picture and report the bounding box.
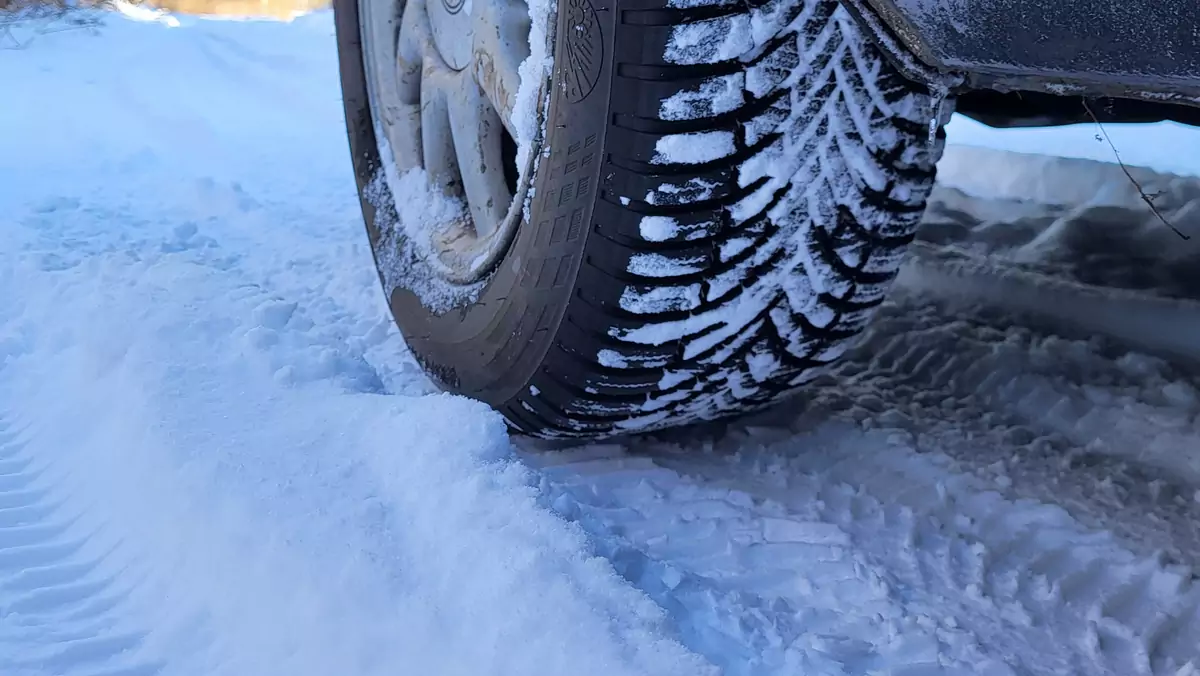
[2,10,1200,676]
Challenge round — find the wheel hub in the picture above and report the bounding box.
[427,0,474,71]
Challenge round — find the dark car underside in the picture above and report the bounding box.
[841,0,1200,129]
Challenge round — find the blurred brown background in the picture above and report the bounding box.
[0,0,330,19]
[150,0,328,18]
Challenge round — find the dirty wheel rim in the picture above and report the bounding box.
[358,0,541,284]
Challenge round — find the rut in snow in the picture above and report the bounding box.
[0,419,161,676]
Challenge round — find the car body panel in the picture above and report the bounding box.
[842,0,1200,108]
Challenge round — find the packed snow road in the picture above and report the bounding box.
[2,9,1199,676]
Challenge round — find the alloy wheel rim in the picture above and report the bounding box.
[358,0,544,284]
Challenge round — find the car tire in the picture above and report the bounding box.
[334,0,950,438]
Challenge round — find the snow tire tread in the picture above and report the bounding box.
[503,0,948,437]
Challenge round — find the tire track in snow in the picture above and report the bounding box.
[0,419,161,676]
[662,431,1200,676]
[894,245,1200,485]
[528,448,1017,676]
[767,186,1200,566]
[526,423,1200,675]
[828,275,1200,564]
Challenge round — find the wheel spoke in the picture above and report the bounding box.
[396,0,429,104]
[361,0,422,172]
[470,0,530,138]
[368,0,424,172]
[383,101,424,174]
[420,64,462,197]
[448,77,515,239]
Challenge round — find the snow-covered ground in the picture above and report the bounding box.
[1,9,1199,676]
[945,115,1200,181]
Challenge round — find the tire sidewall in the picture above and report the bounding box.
[333,0,613,406]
